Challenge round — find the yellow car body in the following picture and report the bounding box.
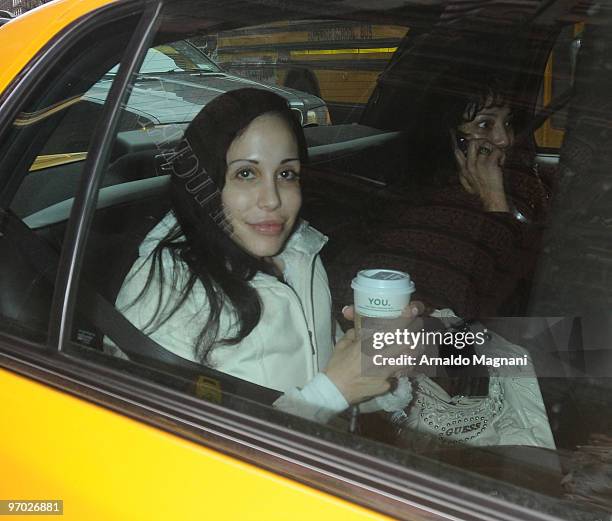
[1,369,389,520]
[1,0,606,520]
[0,0,115,92]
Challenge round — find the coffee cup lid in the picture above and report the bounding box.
[351,269,415,294]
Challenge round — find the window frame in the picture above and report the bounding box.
[47,1,162,352]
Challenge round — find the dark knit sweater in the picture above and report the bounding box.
[327,167,550,320]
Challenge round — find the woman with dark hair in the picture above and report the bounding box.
[348,68,552,318]
[327,71,557,448]
[111,88,418,422]
[410,68,540,215]
[413,72,510,166]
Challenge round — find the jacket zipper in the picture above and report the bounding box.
[280,255,318,362]
[308,255,318,368]
[259,248,320,371]
[275,270,317,368]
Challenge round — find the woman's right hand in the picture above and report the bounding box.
[324,302,425,405]
[453,137,510,213]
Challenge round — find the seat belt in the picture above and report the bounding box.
[1,209,282,404]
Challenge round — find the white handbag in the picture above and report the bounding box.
[390,328,557,449]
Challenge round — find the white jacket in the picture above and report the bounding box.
[112,214,555,444]
[113,213,352,421]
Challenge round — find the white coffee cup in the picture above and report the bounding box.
[351,269,415,319]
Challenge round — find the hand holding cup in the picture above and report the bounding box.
[324,300,425,404]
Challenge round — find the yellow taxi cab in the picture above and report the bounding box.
[0,3,392,519]
[1,0,612,519]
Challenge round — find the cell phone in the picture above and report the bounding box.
[456,135,468,157]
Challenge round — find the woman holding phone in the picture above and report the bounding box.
[337,68,553,319]
[451,93,515,213]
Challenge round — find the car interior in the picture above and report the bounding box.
[0,3,578,403]
[2,0,612,513]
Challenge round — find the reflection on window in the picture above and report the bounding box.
[67,11,612,521]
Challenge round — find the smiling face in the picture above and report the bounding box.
[221,112,302,259]
[457,102,515,159]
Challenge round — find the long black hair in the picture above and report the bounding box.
[134,88,308,364]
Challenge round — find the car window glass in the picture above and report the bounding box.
[107,42,222,75]
[0,14,141,343]
[534,23,582,149]
[69,3,612,519]
[212,20,408,125]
